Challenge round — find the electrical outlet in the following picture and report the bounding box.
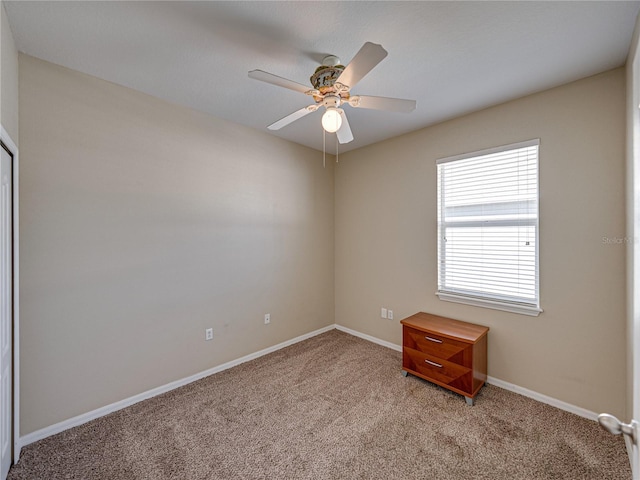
[381,308,387,319]
[205,328,213,341]
[264,313,271,325]
[387,310,394,320]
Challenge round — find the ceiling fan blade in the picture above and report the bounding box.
[336,42,388,90]
[336,111,354,144]
[352,95,416,112]
[248,70,310,94]
[267,106,316,130]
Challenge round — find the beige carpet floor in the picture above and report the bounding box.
[8,329,631,479]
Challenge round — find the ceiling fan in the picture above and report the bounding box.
[248,42,416,144]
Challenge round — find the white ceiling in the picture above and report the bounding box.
[4,1,640,154]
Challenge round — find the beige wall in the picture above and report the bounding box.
[16,48,628,434]
[1,1,18,141]
[18,54,335,435]
[336,68,627,418]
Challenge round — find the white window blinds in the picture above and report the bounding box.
[436,139,541,316]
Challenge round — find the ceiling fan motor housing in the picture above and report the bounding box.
[310,65,345,90]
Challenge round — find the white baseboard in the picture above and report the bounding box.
[19,324,336,448]
[486,376,598,421]
[336,324,598,422]
[335,324,402,352]
[18,322,598,450]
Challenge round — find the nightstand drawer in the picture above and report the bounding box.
[403,347,473,394]
[404,326,471,366]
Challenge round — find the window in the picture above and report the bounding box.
[436,139,541,316]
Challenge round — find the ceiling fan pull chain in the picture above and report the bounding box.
[336,137,339,163]
[323,129,326,168]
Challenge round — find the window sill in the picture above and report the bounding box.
[436,292,543,317]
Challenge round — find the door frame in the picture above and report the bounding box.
[632,44,640,480]
[0,125,19,465]
[629,50,640,477]
[628,12,640,478]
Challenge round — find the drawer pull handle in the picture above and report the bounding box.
[425,336,443,344]
[425,359,443,368]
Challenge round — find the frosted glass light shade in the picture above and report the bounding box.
[322,108,342,133]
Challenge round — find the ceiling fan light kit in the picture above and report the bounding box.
[248,42,417,145]
[322,108,342,133]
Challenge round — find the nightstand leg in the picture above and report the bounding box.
[401,370,408,377]
[465,396,474,406]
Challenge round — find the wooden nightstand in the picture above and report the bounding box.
[401,312,489,405]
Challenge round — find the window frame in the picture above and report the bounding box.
[436,139,542,317]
